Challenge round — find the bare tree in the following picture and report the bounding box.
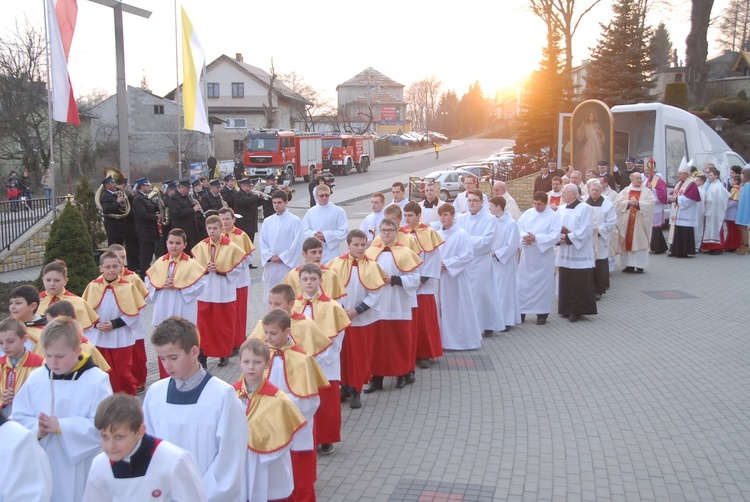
[278,71,335,131]
[716,0,750,51]
[686,0,715,107]
[263,59,277,129]
[529,0,606,85]
[0,22,52,185]
[405,77,442,131]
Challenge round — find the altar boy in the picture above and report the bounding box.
[83,393,207,501]
[142,317,248,502]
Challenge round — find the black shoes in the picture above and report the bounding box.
[622,266,635,273]
[218,357,228,367]
[634,268,644,274]
[363,377,383,394]
[418,359,431,369]
[320,443,334,455]
[405,372,415,384]
[340,386,350,403]
[569,314,581,323]
[349,392,361,409]
[395,376,407,388]
[231,347,240,356]
[483,330,494,337]
[536,315,548,325]
[595,294,602,301]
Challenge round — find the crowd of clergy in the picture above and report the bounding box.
[3,155,750,502]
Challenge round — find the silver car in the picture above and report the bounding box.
[422,170,465,201]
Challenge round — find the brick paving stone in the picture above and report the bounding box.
[81,198,750,502]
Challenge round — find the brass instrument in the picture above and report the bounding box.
[95,167,131,219]
[149,185,169,226]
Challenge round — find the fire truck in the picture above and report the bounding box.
[321,134,375,176]
[243,129,323,184]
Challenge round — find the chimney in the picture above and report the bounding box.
[236,53,243,62]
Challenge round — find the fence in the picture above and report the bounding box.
[0,196,67,251]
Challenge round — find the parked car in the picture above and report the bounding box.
[424,131,450,143]
[389,135,417,146]
[421,170,465,201]
[450,163,512,182]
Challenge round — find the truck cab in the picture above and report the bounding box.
[243,129,322,184]
[322,134,374,176]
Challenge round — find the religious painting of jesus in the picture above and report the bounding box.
[571,100,613,173]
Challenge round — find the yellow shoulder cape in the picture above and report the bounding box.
[365,242,423,273]
[267,342,329,398]
[82,277,147,317]
[327,254,386,291]
[192,236,247,273]
[146,253,206,290]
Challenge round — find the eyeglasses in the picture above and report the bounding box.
[317,194,330,198]
[380,228,396,233]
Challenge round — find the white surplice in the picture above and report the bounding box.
[437,225,481,350]
[457,210,503,331]
[556,200,595,270]
[11,365,112,502]
[359,210,384,243]
[260,210,303,305]
[245,445,293,502]
[453,191,489,214]
[502,192,522,220]
[491,213,521,326]
[82,440,207,502]
[419,199,446,225]
[375,250,421,319]
[0,419,53,502]
[329,258,383,328]
[267,354,319,452]
[585,196,617,260]
[85,290,138,349]
[145,275,206,326]
[142,376,248,502]
[517,206,561,314]
[695,184,706,250]
[301,202,349,264]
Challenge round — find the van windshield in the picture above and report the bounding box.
[246,136,279,152]
[322,139,342,148]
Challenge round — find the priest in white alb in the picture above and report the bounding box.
[457,189,503,335]
[492,181,521,220]
[453,174,488,214]
[556,184,597,322]
[517,191,561,325]
[359,192,385,243]
[700,166,730,254]
[302,184,349,264]
[436,204,481,350]
[615,172,655,273]
[260,189,303,307]
[419,182,446,226]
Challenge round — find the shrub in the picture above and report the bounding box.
[36,201,99,295]
[707,98,750,125]
[664,83,689,110]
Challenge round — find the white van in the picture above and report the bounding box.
[609,103,745,187]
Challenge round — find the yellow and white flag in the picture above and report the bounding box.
[181,6,209,134]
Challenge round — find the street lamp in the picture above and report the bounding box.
[709,115,730,133]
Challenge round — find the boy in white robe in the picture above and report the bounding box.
[517,191,562,325]
[457,189,503,335]
[142,317,248,502]
[0,409,53,502]
[489,197,521,330]
[302,184,349,264]
[83,394,206,502]
[359,192,386,243]
[260,189,304,307]
[12,317,113,502]
[436,204,481,350]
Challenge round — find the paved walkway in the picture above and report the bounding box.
[2,206,749,501]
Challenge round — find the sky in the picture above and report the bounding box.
[0,0,735,105]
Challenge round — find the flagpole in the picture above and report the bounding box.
[174,0,182,179]
[43,0,57,220]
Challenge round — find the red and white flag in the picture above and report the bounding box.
[47,0,80,126]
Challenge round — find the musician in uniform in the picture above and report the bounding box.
[234,178,260,245]
[132,178,162,275]
[192,179,207,240]
[158,181,177,254]
[200,179,225,214]
[100,175,128,246]
[261,174,281,219]
[220,175,237,209]
[167,179,202,252]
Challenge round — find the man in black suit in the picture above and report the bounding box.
[597,161,617,191]
[167,179,202,252]
[131,178,161,275]
[533,163,554,194]
[234,178,260,261]
[260,174,280,219]
[200,179,225,215]
[220,175,237,210]
[619,157,639,190]
[99,175,128,246]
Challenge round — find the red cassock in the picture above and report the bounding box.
[340,324,375,392]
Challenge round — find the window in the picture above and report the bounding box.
[225,118,247,129]
[665,126,688,187]
[674,74,683,83]
[233,140,244,155]
[153,104,164,115]
[232,82,244,98]
[207,83,220,98]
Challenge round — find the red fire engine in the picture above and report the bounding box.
[321,134,375,176]
[243,129,323,184]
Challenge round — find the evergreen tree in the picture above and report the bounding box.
[74,176,106,250]
[583,0,656,106]
[516,28,567,157]
[37,202,99,296]
[649,22,674,70]
[456,82,486,137]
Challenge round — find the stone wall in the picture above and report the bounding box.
[506,173,539,211]
[0,219,51,272]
